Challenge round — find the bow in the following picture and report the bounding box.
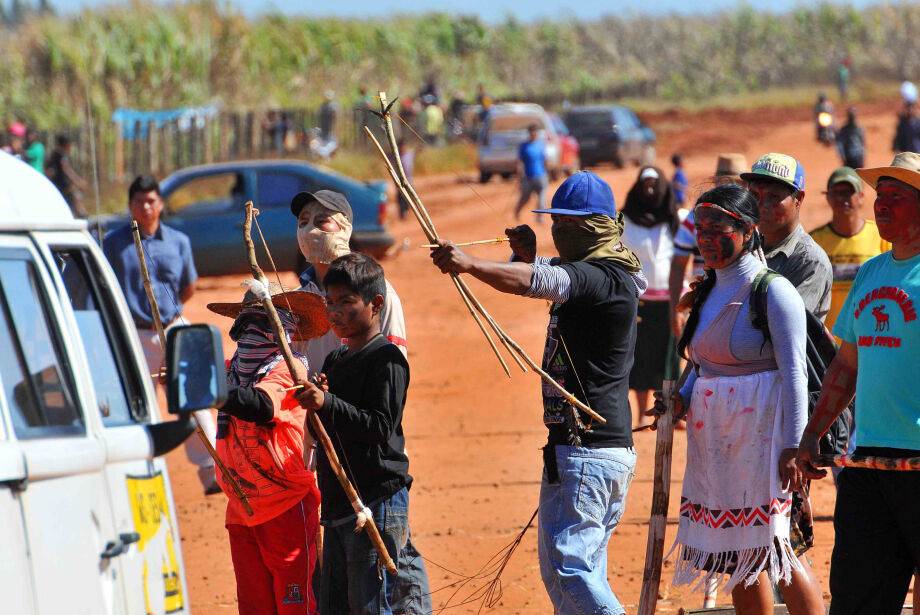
[364,90,604,425]
[131,221,254,516]
[240,203,397,574]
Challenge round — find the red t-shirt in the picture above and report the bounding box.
[217,360,319,527]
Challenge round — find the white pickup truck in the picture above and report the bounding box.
[0,151,210,614]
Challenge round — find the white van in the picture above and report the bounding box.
[0,151,198,615]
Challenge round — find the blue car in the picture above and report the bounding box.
[93,160,392,277]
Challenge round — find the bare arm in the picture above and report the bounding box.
[430,240,533,294]
[668,253,690,337]
[62,159,88,190]
[796,341,858,479]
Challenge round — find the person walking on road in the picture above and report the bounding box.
[621,165,681,425]
[431,171,647,614]
[836,107,865,169]
[797,152,920,613]
[514,124,549,222]
[103,174,218,495]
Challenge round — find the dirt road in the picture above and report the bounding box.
[166,98,907,613]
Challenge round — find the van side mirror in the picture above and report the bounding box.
[165,324,227,415]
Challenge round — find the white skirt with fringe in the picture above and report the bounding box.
[670,370,803,593]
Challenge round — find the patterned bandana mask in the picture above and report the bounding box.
[296,203,352,264]
[226,307,299,387]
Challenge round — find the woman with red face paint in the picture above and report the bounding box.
[654,184,816,614]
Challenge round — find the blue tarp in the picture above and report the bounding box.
[112,104,221,139]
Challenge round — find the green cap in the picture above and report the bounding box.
[827,166,862,192]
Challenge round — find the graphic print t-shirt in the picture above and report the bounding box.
[810,220,891,333]
[833,251,920,449]
[542,259,637,448]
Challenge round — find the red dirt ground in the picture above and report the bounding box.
[165,97,911,613]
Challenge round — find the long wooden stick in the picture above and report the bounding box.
[420,237,509,248]
[637,378,677,614]
[241,203,396,574]
[638,363,693,614]
[131,222,254,516]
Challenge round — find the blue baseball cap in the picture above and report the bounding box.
[740,153,806,192]
[533,171,616,217]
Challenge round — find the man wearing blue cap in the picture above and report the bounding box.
[742,153,833,320]
[742,153,831,614]
[430,171,648,614]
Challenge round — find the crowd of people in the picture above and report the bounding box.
[9,88,920,614]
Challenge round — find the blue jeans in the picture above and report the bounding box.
[538,445,637,615]
[319,487,431,615]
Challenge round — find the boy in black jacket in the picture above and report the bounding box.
[294,252,430,615]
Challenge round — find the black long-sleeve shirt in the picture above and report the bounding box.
[315,334,411,523]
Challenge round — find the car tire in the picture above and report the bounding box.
[548,169,560,182]
[479,170,492,184]
[500,172,513,180]
[613,154,624,169]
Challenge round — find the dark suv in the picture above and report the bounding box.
[563,106,656,168]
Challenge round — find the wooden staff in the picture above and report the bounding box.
[241,203,397,574]
[637,363,694,614]
[816,453,920,471]
[637,378,677,614]
[420,237,509,248]
[130,222,254,516]
[366,97,605,425]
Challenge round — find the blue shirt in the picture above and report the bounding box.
[103,222,198,328]
[672,168,688,205]
[833,251,920,450]
[518,140,546,179]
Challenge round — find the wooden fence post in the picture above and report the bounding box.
[220,112,230,161]
[204,116,213,163]
[148,119,158,175]
[131,120,142,177]
[114,121,124,181]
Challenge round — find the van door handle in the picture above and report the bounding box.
[100,532,140,560]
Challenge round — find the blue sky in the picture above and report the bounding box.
[49,0,883,21]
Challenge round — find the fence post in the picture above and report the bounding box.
[220,112,230,161]
[148,119,158,175]
[173,120,181,171]
[159,121,169,175]
[114,121,124,181]
[131,120,142,177]
[248,111,258,156]
[205,115,214,163]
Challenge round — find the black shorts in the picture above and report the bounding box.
[829,448,920,615]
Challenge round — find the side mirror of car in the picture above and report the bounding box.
[165,324,228,415]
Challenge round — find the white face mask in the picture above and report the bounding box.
[297,204,352,264]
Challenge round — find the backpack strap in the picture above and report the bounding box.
[749,269,782,348]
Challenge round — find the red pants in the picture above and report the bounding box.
[227,494,319,614]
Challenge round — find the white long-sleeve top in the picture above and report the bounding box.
[679,252,808,449]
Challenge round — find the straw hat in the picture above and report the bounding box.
[207,281,330,341]
[713,153,748,181]
[856,152,920,192]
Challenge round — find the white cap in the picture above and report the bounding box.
[639,167,659,181]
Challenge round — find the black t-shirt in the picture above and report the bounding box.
[542,259,637,448]
[316,335,411,522]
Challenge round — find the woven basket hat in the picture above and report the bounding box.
[207,281,330,341]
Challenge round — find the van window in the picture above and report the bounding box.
[54,249,148,426]
[0,253,82,438]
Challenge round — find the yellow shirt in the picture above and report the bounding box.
[810,220,891,333]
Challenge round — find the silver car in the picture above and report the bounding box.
[476,103,561,183]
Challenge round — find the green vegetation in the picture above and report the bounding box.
[2,1,919,129]
[326,142,476,181]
